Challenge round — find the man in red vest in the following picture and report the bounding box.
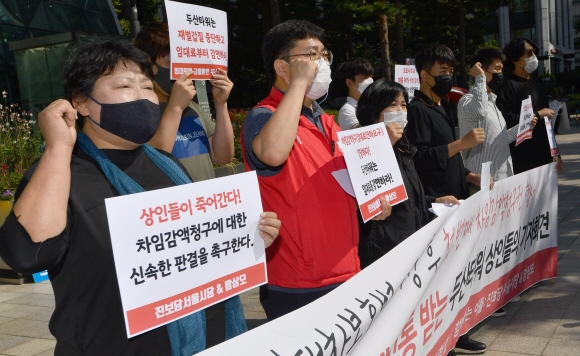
[241,20,391,320]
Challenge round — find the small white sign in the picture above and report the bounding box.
[516,95,534,146]
[337,123,408,222]
[105,172,266,338]
[480,161,492,191]
[544,116,559,156]
[165,0,228,80]
[394,65,420,99]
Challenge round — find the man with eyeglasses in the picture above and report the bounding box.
[241,20,391,320]
[495,38,563,175]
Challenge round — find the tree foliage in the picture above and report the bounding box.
[111,0,515,108]
[112,0,160,36]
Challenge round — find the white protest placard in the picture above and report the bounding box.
[337,123,408,222]
[165,0,228,80]
[516,95,534,146]
[199,163,558,356]
[394,65,420,99]
[105,172,266,338]
[544,116,560,156]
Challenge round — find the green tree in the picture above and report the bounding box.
[112,0,161,37]
[112,0,130,36]
[405,0,509,88]
[335,0,398,79]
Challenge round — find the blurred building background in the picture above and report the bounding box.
[484,0,575,75]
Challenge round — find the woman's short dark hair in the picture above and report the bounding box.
[62,40,154,128]
[134,22,170,64]
[415,43,455,75]
[262,20,325,86]
[471,48,506,69]
[356,79,409,127]
[502,37,539,74]
[339,58,374,82]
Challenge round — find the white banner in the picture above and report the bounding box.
[105,172,266,338]
[394,65,420,99]
[337,123,408,222]
[516,96,533,146]
[199,164,558,355]
[165,0,228,79]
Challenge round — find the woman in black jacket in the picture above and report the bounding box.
[495,37,563,174]
[356,79,457,268]
[356,79,487,356]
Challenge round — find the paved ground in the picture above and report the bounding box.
[0,123,578,355]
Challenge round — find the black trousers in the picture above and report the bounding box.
[205,302,226,348]
[259,284,339,320]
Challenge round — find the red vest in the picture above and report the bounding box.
[241,87,360,288]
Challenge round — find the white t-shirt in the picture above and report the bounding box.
[338,97,359,130]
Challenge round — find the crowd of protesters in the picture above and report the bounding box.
[0,17,564,356]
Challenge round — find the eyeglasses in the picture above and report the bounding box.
[524,48,536,57]
[284,49,333,65]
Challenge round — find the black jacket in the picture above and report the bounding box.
[358,141,429,269]
[406,90,471,200]
[495,74,553,174]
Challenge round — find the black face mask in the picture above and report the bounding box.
[154,63,174,95]
[427,73,453,98]
[87,96,161,144]
[486,72,504,92]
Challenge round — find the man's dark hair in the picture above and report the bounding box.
[502,37,539,74]
[262,20,325,86]
[62,40,154,128]
[471,48,506,70]
[339,58,374,83]
[356,79,409,127]
[134,22,170,65]
[414,43,455,76]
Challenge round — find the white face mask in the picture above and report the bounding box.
[306,59,332,100]
[356,77,373,95]
[383,111,408,129]
[524,55,539,74]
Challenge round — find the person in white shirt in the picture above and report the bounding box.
[337,58,374,130]
[458,48,537,189]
